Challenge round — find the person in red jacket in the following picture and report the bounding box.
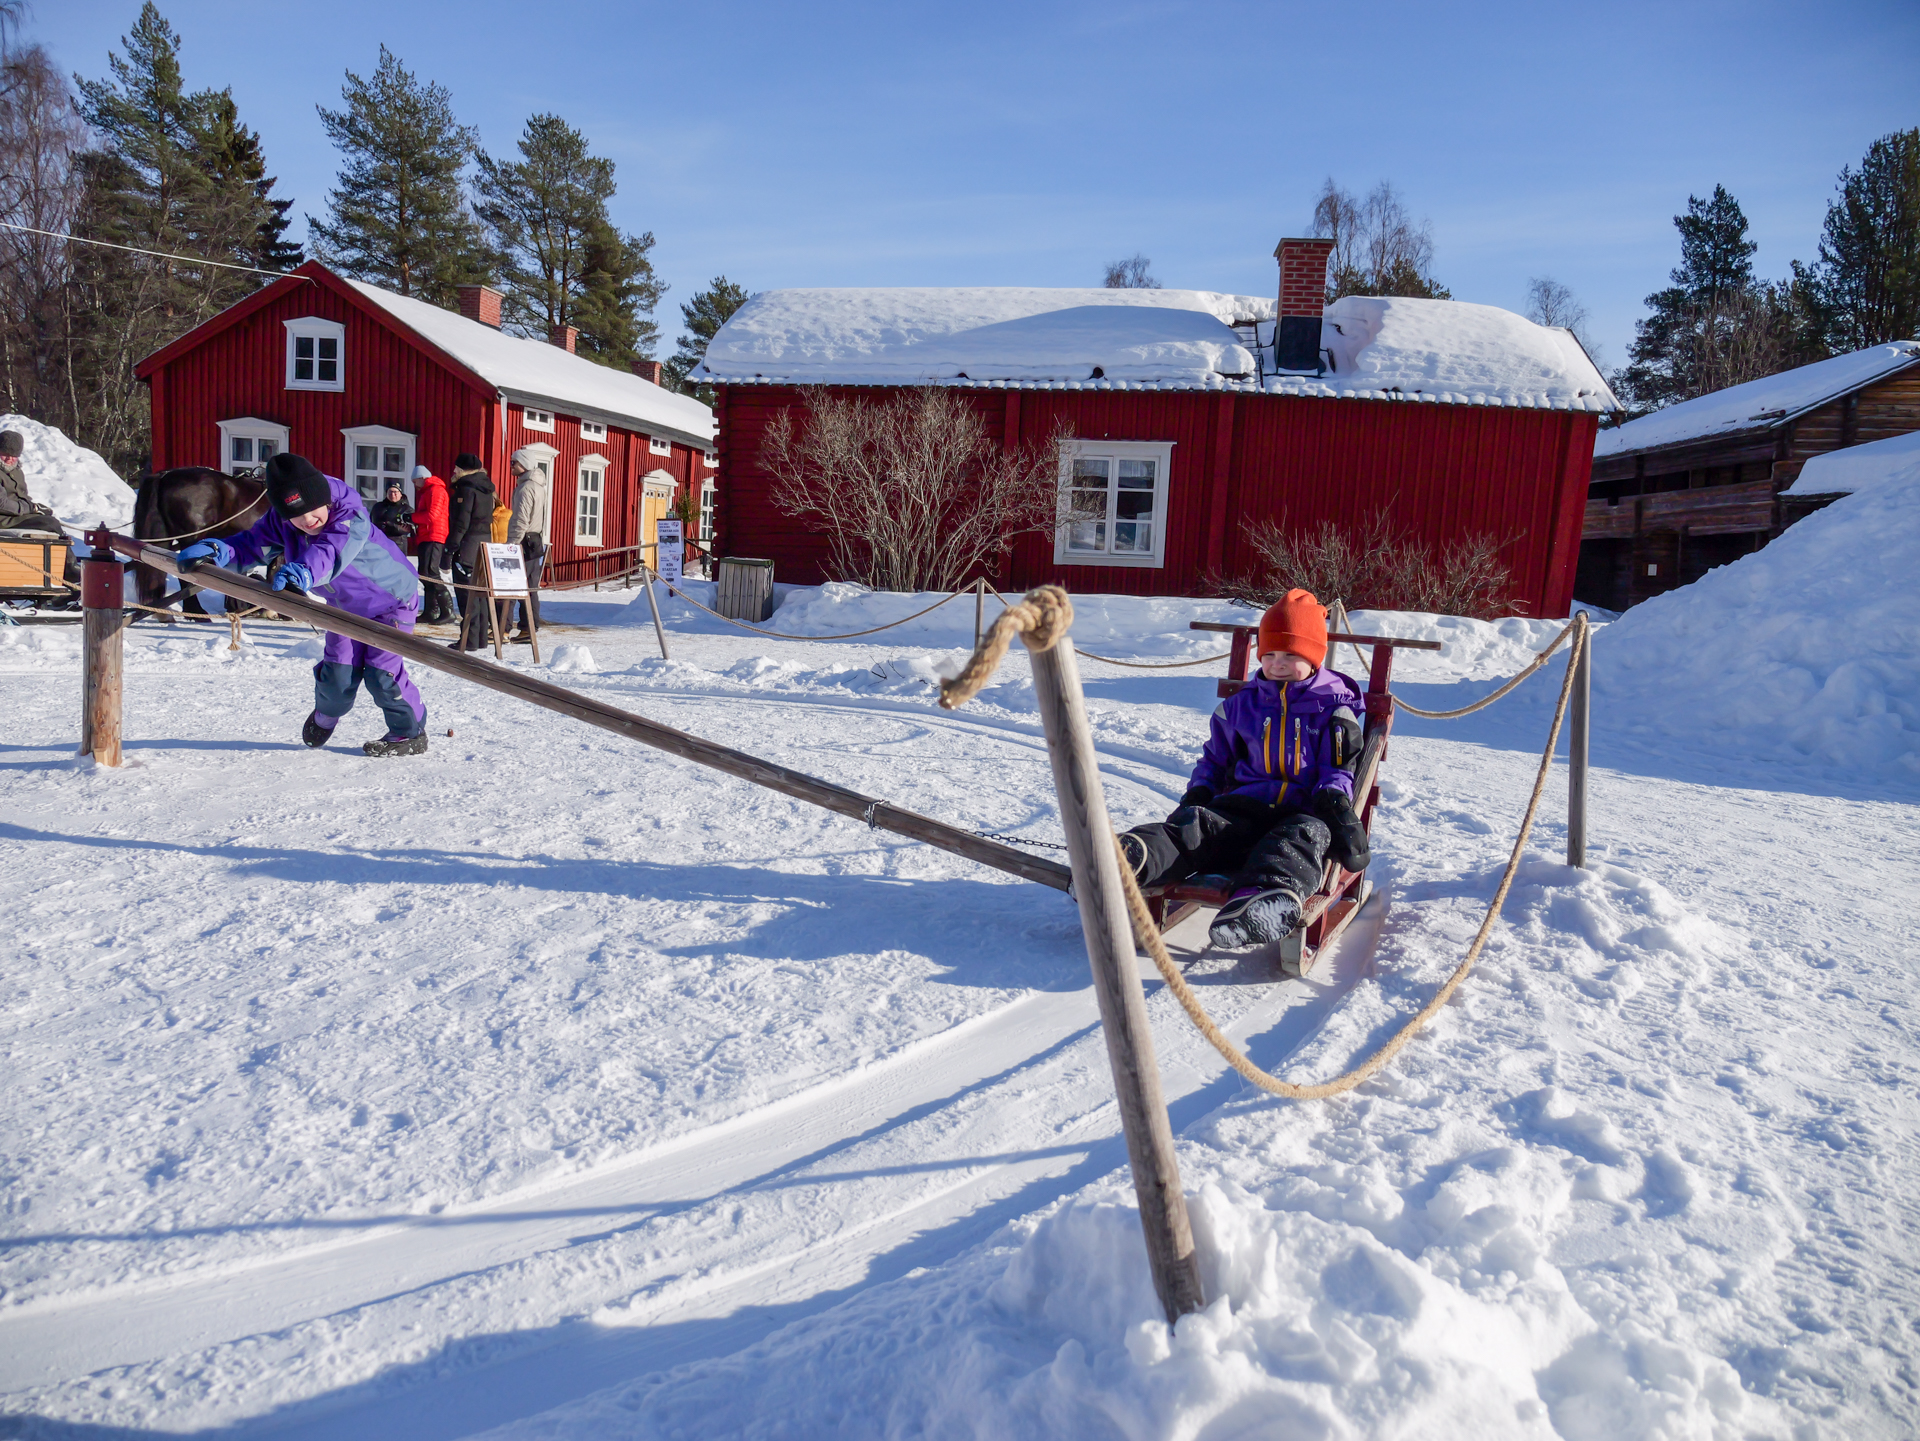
[409,464,453,625]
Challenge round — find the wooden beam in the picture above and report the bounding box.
[1188,620,1442,650]
[104,534,1072,892]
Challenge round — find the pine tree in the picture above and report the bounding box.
[665,274,749,398]
[309,46,489,305]
[473,113,663,369]
[70,2,287,471]
[1806,130,1920,353]
[199,91,301,272]
[1617,185,1784,412]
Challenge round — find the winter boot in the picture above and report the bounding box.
[363,733,428,758]
[1118,832,1150,884]
[302,712,335,748]
[1208,887,1301,950]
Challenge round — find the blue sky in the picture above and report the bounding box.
[32,0,1920,369]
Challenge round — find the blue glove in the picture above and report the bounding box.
[271,560,313,592]
[176,538,233,570]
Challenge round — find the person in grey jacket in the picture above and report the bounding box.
[0,431,61,537]
[504,447,550,640]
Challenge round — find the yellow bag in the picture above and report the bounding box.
[490,502,512,543]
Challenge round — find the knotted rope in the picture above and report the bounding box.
[1380,615,1582,720]
[938,585,1073,708]
[1117,613,1588,1098]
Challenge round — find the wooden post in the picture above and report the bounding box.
[642,565,671,660]
[478,548,506,661]
[79,533,125,767]
[974,577,985,650]
[1026,632,1206,1326]
[1567,616,1591,868]
[1327,598,1352,672]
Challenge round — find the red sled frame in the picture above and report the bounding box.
[1143,622,1441,978]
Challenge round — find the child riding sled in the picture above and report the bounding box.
[175,453,429,757]
[1120,589,1371,950]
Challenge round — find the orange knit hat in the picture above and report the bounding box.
[1256,589,1328,668]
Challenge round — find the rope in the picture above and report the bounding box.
[1073,648,1233,669]
[1114,614,1589,1100]
[938,585,1073,708]
[1386,616,1580,719]
[663,576,980,641]
[0,220,308,281]
[973,579,1231,671]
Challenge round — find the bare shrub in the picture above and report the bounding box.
[1217,513,1519,619]
[765,386,1069,593]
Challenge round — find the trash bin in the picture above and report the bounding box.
[715,556,775,622]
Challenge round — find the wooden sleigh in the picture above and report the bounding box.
[1142,621,1441,978]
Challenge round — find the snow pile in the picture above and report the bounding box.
[1784,427,1920,496]
[1579,477,1920,779]
[547,642,599,673]
[1314,295,1617,410]
[479,857,1774,1441]
[1595,342,1919,458]
[698,286,1271,386]
[0,414,133,530]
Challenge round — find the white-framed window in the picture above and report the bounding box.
[702,451,718,469]
[284,317,345,391]
[217,417,289,476]
[649,435,672,457]
[699,480,715,542]
[1054,439,1174,568]
[341,424,416,504]
[522,407,555,433]
[575,454,608,546]
[579,418,607,442]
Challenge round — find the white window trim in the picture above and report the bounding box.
[521,407,555,434]
[1053,439,1174,569]
[341,424,417,505]
[217,416,289,475]
[575,453,610,547]
[515,441,559,486]
[579,418,608,441]
[284,316,346,392]
[648,434,673,457]
[699,478,716,542]
[702,451,718,469]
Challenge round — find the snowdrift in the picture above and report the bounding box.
[1583,476,1920,780]
[0,414,133,530]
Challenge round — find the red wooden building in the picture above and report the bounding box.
[694,242,1617,616]
[136,260,716,583]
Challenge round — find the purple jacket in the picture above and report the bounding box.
[226,476,421,620]
[1189,667,1366,809]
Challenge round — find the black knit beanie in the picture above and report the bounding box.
[264,453,331,519]
[454,452,483,472]
[0,431,21,458]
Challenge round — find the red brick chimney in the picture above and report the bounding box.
[632,359,664,386]
[548,324,578,354]
[1272,238,1335,371]
[456,284,503,329]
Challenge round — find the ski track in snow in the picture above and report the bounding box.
[1,592,1917,1439]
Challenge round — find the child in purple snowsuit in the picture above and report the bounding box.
[177,453,428,757]
[1120,589,1371,949]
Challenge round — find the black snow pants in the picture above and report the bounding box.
[453,559,493,650]
[1125,794,1331,901]
[415,540,452,623]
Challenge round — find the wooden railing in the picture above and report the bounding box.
[1584,479,1777,539]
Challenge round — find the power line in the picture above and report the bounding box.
[0,219,305,281]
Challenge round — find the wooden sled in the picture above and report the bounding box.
[1142,622,1440,978]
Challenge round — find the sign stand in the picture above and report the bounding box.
[480,542,539,664]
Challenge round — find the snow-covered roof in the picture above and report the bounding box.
[1784,428,1920,496]
[695,287,1617,413]
[345,281,715,449]
[1595,342,1920,459]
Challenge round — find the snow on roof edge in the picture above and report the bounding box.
[344,279,714,447]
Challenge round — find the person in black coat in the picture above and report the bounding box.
[369,481,416,545]
[444,453,497,651]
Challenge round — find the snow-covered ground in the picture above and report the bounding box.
[3,494,1917,1439]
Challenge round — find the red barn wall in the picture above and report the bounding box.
[716,385,1594,617]
[144,278,491,488]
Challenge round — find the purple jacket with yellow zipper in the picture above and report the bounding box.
[1188,666,1366,808]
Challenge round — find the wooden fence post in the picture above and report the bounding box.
[1567,615,1591,868]
[1026,630,1207,1326]
[642,565,671,660]
[79,531,125,767]
[975,577,985,650]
